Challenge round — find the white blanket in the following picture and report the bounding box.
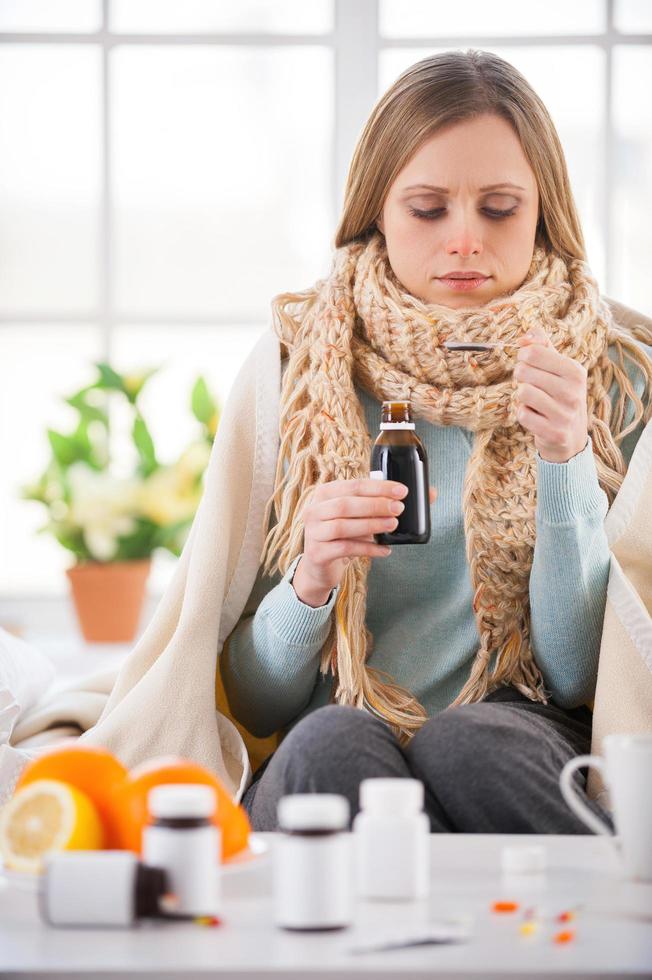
[0,628,55,746]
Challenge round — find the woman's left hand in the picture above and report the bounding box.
[514,326,589,464]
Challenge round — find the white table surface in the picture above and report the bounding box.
[6,634,652,977]
[1,833,651,979]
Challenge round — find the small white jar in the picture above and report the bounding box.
[42,851,167,927]
[273,794,353,931]
[353,778,430,900]
[142,784,221,916]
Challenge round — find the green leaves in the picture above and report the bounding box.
[91,363,159,404]
[46,523,89,562]
[47,415,105,472]
[95,363,126,395]
[132,414,158,477]
[112,517,191,561]
[113,518,159,561]
[47,428,89,468]
[122,367,160,403]
[191,377,219,427]
[151,518,192,557]
[65,389,109,427]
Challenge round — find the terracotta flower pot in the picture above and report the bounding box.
[66,559,151,643]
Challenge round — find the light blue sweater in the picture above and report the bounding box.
[221,341,651,739]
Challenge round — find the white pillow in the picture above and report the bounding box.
[0,628,55,746]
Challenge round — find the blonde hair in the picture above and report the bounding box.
[336,49,584,261]
[261,51,652,744]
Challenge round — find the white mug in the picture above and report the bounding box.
[559,733,652,881]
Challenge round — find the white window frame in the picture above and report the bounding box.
[1,0,650,628]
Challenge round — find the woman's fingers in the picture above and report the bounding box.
[311,484,437,525]
[312,515,399,542]
[313,477,407,501]
[313,493,404,522]
[319,538,392,561]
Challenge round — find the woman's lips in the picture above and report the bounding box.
[437,276,490,291]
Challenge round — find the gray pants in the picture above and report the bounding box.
[241,686,613,833]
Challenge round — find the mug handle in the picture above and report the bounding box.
[559,755,613,836]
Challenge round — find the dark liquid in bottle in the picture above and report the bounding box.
[371,440,431,545]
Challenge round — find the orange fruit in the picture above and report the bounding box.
[16,745,128,848]
[113,756,250,861]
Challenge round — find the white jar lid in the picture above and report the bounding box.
[501,844,547,874]
[277,794,349,831]
[147,784,217,819]
[359,778,424,814]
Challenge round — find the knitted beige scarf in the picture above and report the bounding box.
[261,233,652,744]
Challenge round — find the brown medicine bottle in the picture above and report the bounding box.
[370,400,431,545]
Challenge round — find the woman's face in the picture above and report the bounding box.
[377,114,540,309]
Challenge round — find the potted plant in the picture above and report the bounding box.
[21,364,220,643]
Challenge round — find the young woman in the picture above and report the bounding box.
[220,50,652,833]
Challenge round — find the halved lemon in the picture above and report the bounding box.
[0,778,105,873]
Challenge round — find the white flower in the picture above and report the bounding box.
[66,463,139,561]
[136,447,208,527]
[177,441,212,481]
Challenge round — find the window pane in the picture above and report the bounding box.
[0,46,100,313]
[112,322,268,593]
[613,48,652,316]
[379,0,605,37]
[380,48,606,285]
[0,326,101,596]
[0,0,100,32]
[110,0,332,34]
[615,0,652,32]
[112,323,266,459]
[112,46,333,317]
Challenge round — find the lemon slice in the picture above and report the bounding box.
[0,778,105,873]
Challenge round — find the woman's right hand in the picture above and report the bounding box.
[291,478,438,607]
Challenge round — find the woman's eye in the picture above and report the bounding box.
[408,207,446,219]
[407,206,517,220]
[483,206,517,219]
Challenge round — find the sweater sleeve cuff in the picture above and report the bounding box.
[536,436,607,524]
[262,554,338,646]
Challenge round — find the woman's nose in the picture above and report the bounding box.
[445,218,483,257]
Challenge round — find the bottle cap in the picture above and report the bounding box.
[147,784,217,819]
[359,778,424,815]
[381,400,414,427]
[135,863,169,918]
[277,793,350,831]
[501,844,547,874]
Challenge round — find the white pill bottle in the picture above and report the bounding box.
[274,794,353,931]
[353,778,430,900]
[142,784,221,916]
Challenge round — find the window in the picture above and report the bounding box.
[1,0,650,616]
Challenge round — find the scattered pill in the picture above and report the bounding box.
[519,922,539,937]
[194,915,222,928]
[491,900,520,913]
[553,929,575,944]
[557,910,575,923]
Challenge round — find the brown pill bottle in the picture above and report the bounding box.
[370,400,431,545]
